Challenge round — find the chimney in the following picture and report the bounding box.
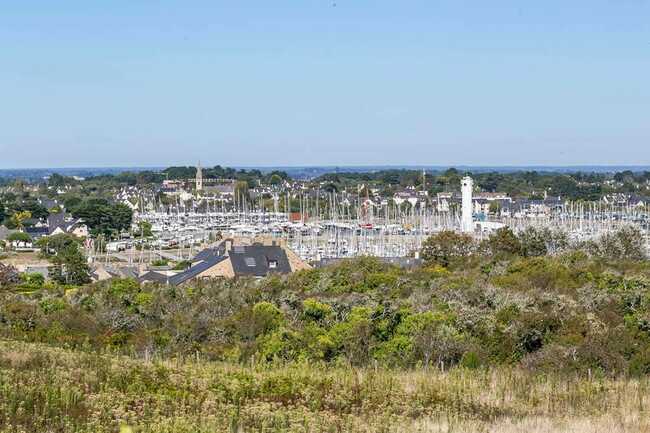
[225,239,232,255]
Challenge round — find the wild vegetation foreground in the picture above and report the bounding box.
[2,227,650,431]
[1,340,649,433]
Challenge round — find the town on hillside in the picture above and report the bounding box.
[1,165,649,286]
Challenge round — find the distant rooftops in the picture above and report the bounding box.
[159,239,304,285]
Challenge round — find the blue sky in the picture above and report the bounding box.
[1,1,649,168]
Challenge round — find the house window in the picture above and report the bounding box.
[268,260,278,269]
[244,257,256,267]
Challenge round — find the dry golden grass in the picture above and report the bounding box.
[0,340,648,433]
[0,251,49,267]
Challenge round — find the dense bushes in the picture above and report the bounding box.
[0,226,647,376]
[0,263,20,288]
[420,231,474,267]
[425,226,646,266]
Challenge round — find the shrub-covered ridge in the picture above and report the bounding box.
[1,250,650,375]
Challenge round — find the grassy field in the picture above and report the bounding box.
[0,251,49,268]
[1,340,649,433]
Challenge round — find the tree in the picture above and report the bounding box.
[237,301,285,343]
[7,232,32,244]
[162,166,196,180]
[268,174,284,186]
[210,231,223,242]
[545,229,569,255]
[18,199,49,220]
[614,170,634,183]
[302,298,333,323]
[518,227,568,257]
[10,210,32,231]
[485,227,522,257]
[72,199,132,238]
[591,226,646,261]
[2,192,17,203]
[109,204,133,233]
[251,302,284,336]
[518,227,548,257]
[48,173,78,188]
[49,244,91,285]
[420,231,475,267]
[442,168,462,188]
[478,172,505,193]
[63,196,82,212]
[36,233,81,257]
[338,307,373,366]
[136,221,153,238]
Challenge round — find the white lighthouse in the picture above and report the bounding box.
[461,176,474,233]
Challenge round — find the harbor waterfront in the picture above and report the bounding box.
[4,166,650,276]
[117,178,650,266]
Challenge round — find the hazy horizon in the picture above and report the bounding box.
[3,164,650,170]
[1,1,649,168]
[2,164,650,182]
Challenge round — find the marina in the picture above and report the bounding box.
[124,189,650,264]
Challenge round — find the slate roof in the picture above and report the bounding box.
[104,266,139,279]
[229,244,292,277]
[138,271,171,284]
[191,243,226,263]
[47,213,66,235]
[24,226,49,239]
[167,244,294,285]
[168,255,227,286]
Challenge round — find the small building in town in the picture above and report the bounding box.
[140,240,310,286]
[47,213,89,237]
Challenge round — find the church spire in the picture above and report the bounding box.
[196,161,203,191]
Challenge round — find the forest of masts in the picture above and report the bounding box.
[119,189,650,263]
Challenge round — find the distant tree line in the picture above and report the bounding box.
[316,168,650,200]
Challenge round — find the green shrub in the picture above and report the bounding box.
[39,298,67,314]
[460,351,481,369]
[20,272,45,289]
[628,347,650,376]
[109,278,140,297]
[302,298,333,323]
[251,302,284,335]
